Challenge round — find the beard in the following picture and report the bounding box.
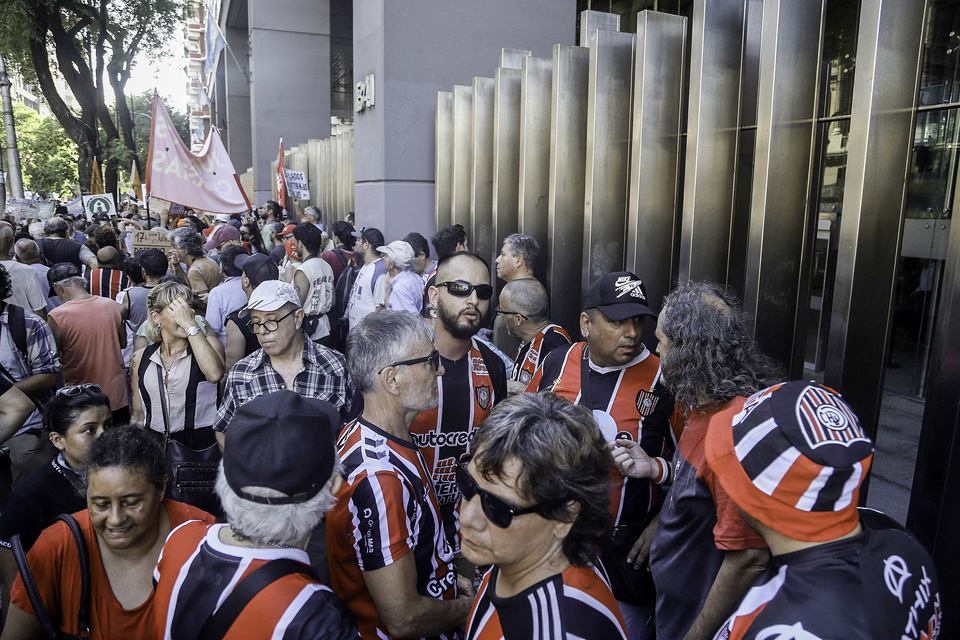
[438,300,483,341]
[403,380,440,412]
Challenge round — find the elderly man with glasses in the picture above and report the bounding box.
[409,251,508,553]
[213,280,356,451]
[326,310,474,640]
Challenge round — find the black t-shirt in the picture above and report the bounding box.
[0,456,86,551]
[38,238,84,269]
[713,509,942,640]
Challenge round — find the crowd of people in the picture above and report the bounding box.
[0,202,943,640]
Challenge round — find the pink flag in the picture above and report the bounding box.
[146,93,251,214]
[275,138,286,201]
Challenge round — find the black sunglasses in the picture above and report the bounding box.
[57,383,102,398]
[495,306,528,320]
[437,281,494,301]
[456,455,569,528]
[379,349,441,374]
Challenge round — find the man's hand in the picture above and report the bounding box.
[613,438,659,479]
[627,514,659,570]
[457,574,476,601]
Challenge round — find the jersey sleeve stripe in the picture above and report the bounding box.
[270,582,324,640]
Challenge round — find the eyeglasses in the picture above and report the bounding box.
[247,310,296,333]
[455,455,570,528]
[379,350,441,374]
[57,383,102,398]
[495,306,527,320]
[437,281,494,301]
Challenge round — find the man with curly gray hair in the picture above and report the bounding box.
[613,281,782,640]
[460,392,628,639]
[152,390,359,639]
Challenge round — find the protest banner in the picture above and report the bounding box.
[131,228,173,253]
[283,169,310,199]
[275,138,286,201]
[146,92,251,214]
[37,202,55,219]
[81,194,118,221]
[5,197,41,220]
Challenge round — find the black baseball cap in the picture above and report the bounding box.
[583,271,656,321]
[47,262,81,296]
[352,226,385,248]
[222,391,339,505]
[136,248,169,277]
[235,253,280,289]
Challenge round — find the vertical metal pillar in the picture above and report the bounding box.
[626,11,687,328]
[824,0,926,442]
[678,0,747,284]
[452,85,474,227]
[743,0,825,372]
[547,43,590,335]
[435,91,454,229]
[518,56,553,267]
[579,10,621,47]
[493,68,522,248]
[501,48,532,70]
[583,28,635,293]
[471,77,496,272]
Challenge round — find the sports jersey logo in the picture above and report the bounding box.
[755,623,824,640]
[614,276,646,300]
[635,389,658,417]
[795,385,867,450]
[519,370,532,384]
[475,385,490,411]
[412,430,472,448]
[545,377,562,392]
[884,555,911,604]
[426,568,457,598]
[471,356,488,377]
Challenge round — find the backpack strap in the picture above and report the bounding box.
[8,304,28,362]
[197,558,317,640]
[11,534,62,639]
[332,247,349,268]
[56,514,91,638]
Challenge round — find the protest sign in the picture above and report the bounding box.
[131,228,173,253]
[37,202,55,219]
[283,169,310,199]
[4,197,40,220]
[81,194,118,221]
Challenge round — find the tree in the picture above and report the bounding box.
[6,105,79,200]
[0,0,185,195]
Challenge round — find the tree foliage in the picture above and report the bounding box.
[0,0,186,194]
[7,105,79,200]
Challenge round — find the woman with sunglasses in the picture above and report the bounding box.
[0,384,112,627]
[3,426,216,640]
[130,281,224,452]
[459,392,628,640]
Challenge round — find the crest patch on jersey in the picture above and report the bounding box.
[475,385,490,411]
[635,389,658,417]
[795,384,867,450]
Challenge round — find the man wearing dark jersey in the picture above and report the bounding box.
[527,271,674,639]
[327,311,475,640]
[705,381,941,640]
[460,392,627,640]
[410,252,508,549]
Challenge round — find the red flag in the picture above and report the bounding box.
[275,138,286,201]
[145,92,250,213]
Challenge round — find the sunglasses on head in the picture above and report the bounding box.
[56,383,102,398]
[437,280,494,300]
[455,455,569,528]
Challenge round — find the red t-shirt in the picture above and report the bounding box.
[12,500,215,640]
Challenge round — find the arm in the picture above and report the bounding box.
[293,270,311,305]
[115,307,127,349]
[78,245,98,271]
[0,386,36,444]
[627,512,658,569]
[166,297,225,383]
[119,291,130,320]
[224,321,247,373]
[46,315,62,352]
[363,555,473,638]
[0,548,17,628]
[0,603,41,640]
[130,349,144,424]
[682,548,769,640]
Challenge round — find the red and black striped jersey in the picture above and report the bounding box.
[511,324,572,385]
[531,343,675,527]
[87,267,129,300]
[713,509,941,640]
[153,521,359,640]
[465,563,628,640]
[327,417,460,640]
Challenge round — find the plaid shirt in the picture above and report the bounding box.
[213,335,355,432]
[0,305,62,432]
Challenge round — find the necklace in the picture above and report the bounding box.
[231,528,294,549]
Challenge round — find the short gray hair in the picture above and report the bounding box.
[303,206,322,222]
[43,217,68,238]
[167,227,205,257]
[502,278,548,322]
[346,310,436,394]
[504,233,539,271]
[215,460,340,546]
[14,239,39,261]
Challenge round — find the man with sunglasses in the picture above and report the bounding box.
[497,278,571,396]
[411,252,507,551]
[459,393,628,639]
[327,311,474,640]
[213,280,355,451]
[526,271,674,640]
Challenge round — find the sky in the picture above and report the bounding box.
[119,27,189,111]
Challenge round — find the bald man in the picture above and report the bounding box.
[85,246,129,300]
[498,278,571,396]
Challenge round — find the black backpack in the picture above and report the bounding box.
[329,248,359,324]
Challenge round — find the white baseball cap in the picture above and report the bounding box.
[240,281,301,317]
[378,240,414,268]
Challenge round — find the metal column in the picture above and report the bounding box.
[743,0,824,372]
[824,0,926,442]
[626,11,687,326]
[471,77,496,271]
[452,85,474,228]
[547,43,590,335]
[518,57,554,266]
[435,91,454,229]
[583,28,635,292]
[678,0,747,284]
[493,67,522,248]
